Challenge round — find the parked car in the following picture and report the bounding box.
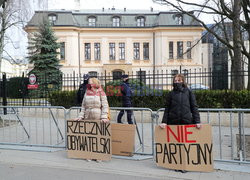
[189,84,209,90]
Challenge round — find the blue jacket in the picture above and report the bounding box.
[121,81,132,106]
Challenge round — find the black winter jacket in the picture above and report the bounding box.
[162,87,200,125]
[76,81,88,105]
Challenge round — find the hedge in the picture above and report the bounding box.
[49,89,250,110]
[49,90,77,109]
[4,77,29,98]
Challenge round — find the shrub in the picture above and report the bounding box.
[49,90,77,109]
[6,77,29,98]
[48,89,250,110]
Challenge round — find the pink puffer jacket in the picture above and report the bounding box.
[78,87,109,120]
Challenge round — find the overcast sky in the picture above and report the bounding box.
[48,0,213,24]
[49,0,171,10]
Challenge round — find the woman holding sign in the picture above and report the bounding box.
[75,77,109,122]
[160,74,201,172]
[75,78,110,162]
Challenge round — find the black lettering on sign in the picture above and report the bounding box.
[169,143,177,164]
[155,143,162,163]
[183,143,191,164]
[67,120,111,155]
[67,121,111,136]
[67,135,111,154]
[67,121,74,133]
[155,143,213,165]
[163,143,170,164]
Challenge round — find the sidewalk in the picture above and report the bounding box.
[0,148,250,180]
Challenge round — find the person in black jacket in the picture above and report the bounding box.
[117,74,133,124]
[76,74,90,106]
[160,74,201,128]
[160,74,201,173]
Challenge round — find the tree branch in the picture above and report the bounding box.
[153,0,234,50]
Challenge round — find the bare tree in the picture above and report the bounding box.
[153,0,250,90]
[0,0,29,73]
[0,0,48,74]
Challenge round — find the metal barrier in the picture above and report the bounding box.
[67,107,156,159]
[156,108,250,164]
[0,106,66,149]
[2,105,249,164]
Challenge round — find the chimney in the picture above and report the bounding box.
[74,0,80,10]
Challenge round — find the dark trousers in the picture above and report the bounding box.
[117,109,133,124]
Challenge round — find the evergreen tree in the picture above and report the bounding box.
[28,20,62,97]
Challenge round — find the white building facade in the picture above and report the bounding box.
[25,9,210,88]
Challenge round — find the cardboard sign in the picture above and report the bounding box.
[67,120,112,161]
[155,124,213,172]
[111,123,136,156]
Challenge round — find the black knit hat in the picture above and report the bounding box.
[121,74,129,79]
[83,74,90,80]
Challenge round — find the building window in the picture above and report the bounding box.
[60,42,65,60]
[143,43,149,60]
[88,71,98,78]
[177,41,183,59]
[133,43,140,60]
[112,17,120,27]
[48,14,57,24]
[137,17,145,27]
[137,71,146,84]
[85,43,91,60]
[109,43,115,60]
[187,41,192,59]
[176,15,183,25]
[113,71,122,80]
[182,69,188,76]
[171,70,178,76]
[94,43,100,60]
[88,17,96,26]
[169,41,173,59]
[201,53,203,64]
[119,43,125,60]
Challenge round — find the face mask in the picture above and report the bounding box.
[87,84,96,89]
[173,82,183,90]
[91,84,97,88]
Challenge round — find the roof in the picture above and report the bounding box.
[26,9,201,28]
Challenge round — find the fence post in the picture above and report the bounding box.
[151,111,159,158]
[2,73,7,115]
[104,70,107,90]
[139,68,142,94]
[22,72,25,106]
[153,69,155,89]
[238,112,243,162]
[73,71,76,90]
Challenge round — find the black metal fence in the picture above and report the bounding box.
[0,69,249,107]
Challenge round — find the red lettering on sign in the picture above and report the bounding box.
[166,125,197,143]
[166,125,180,142]
[184,125,196,143]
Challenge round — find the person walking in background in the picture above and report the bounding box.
[76,74,90,106]
[117,74,133,124]
[159,74,201,172]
